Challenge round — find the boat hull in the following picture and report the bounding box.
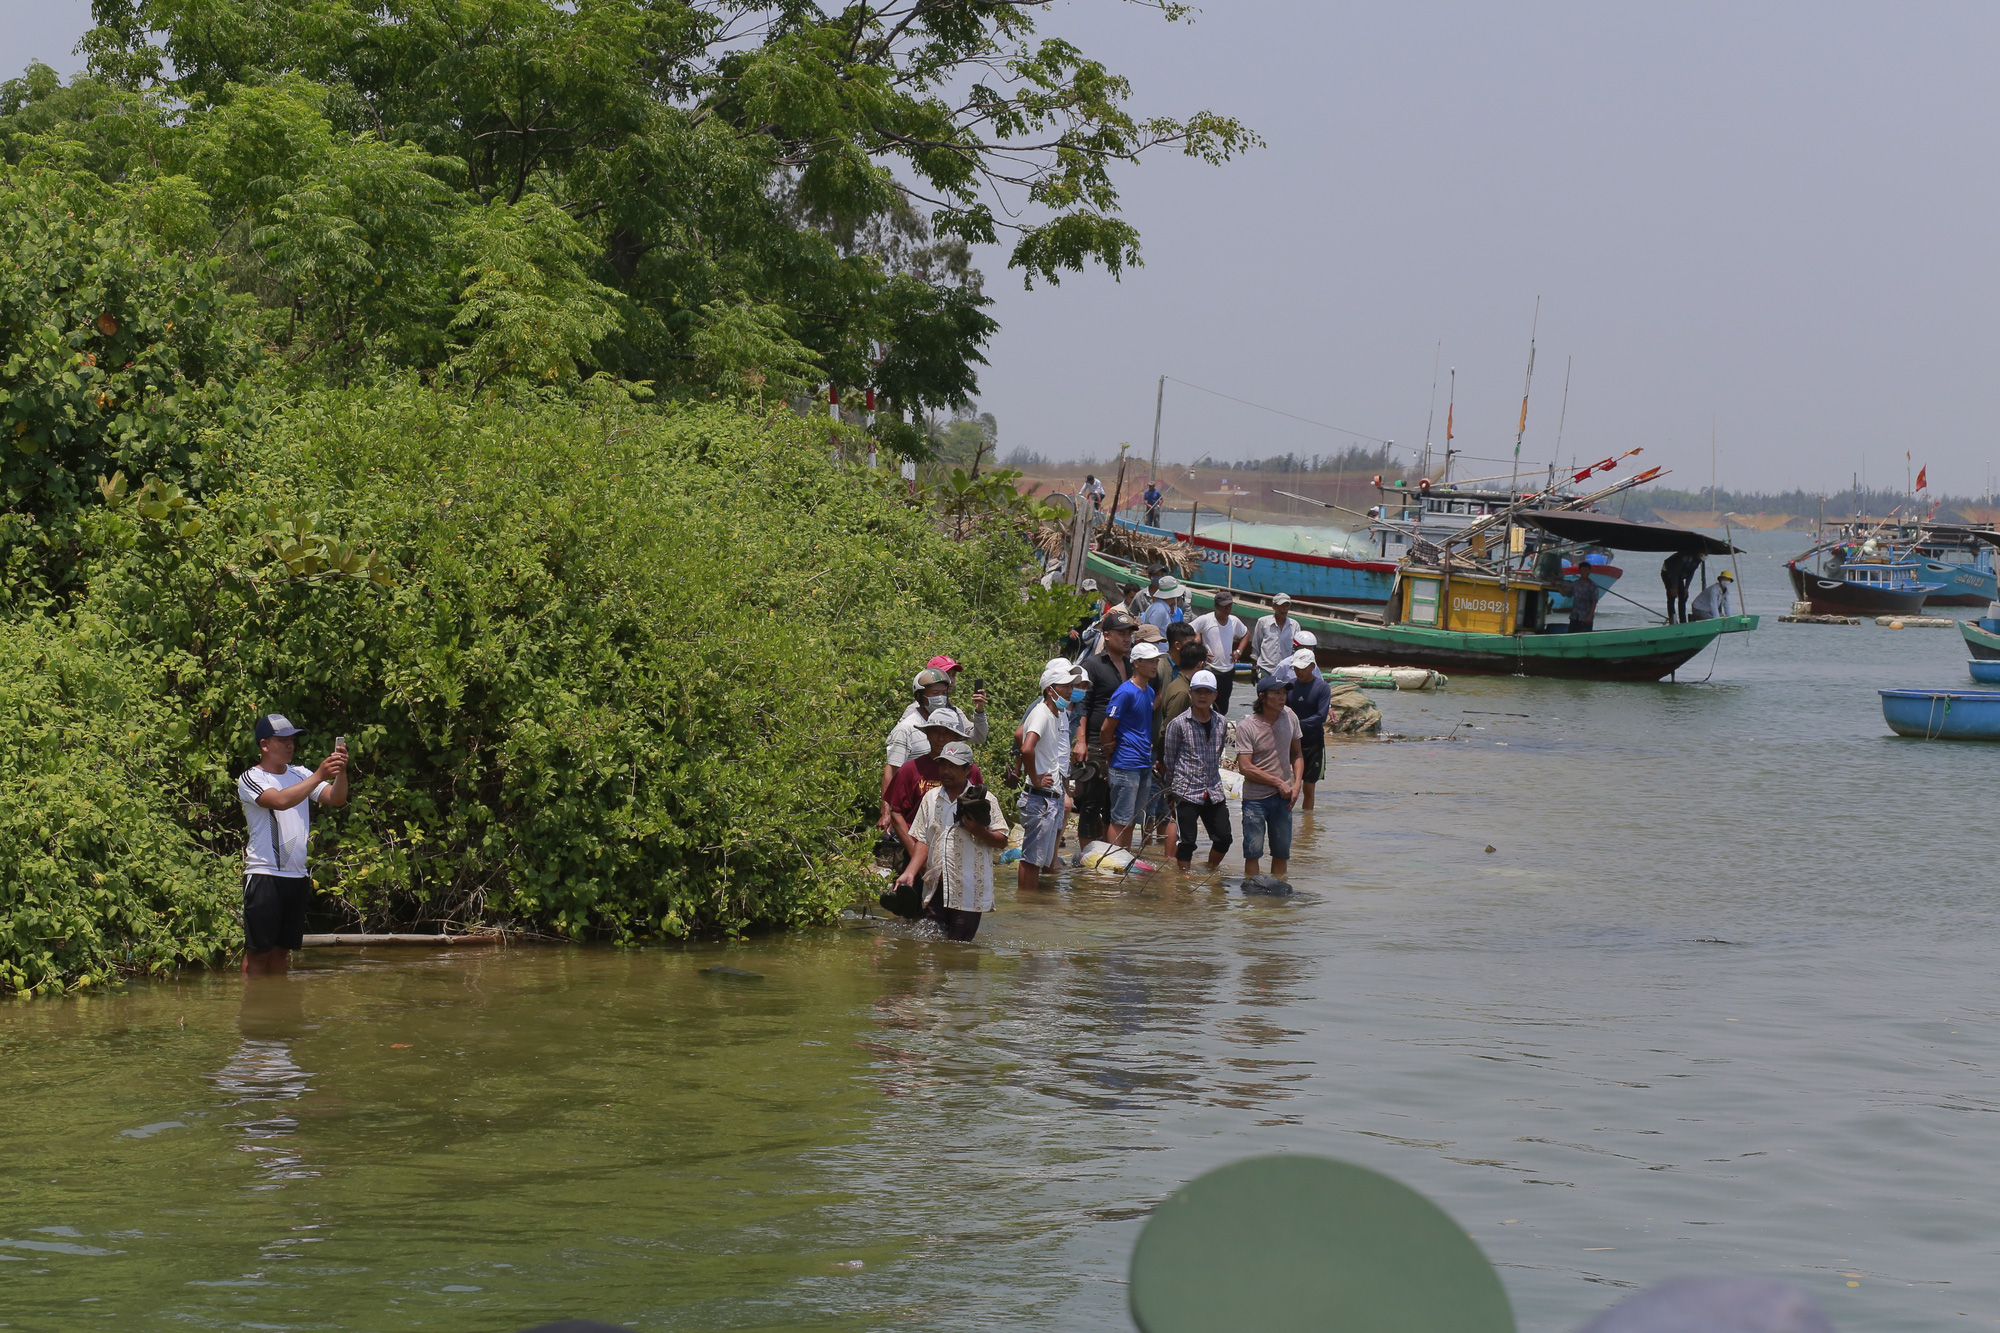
[1787,565,1931,616]
[1085,550,1754,682]
[1962,619,2000,661]
[1116,519,1395,604]
[1968,659,2000,684]
[1303,617,1755,682]
[1915,558,2000,606]
[1880,688,2000,741]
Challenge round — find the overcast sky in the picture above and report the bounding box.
[14,1,1997,493]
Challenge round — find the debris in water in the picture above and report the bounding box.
[702,965,764,980]
[1485,845,1496,854]
[1693,937,1741,946]
[1240,875,1293,896]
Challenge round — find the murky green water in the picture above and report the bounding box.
[6,543,1999,1331]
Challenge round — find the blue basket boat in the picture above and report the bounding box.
[1969,659,2000,684]
[1880,688,2000,741]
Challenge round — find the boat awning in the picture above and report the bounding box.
[1519,512,1738,555]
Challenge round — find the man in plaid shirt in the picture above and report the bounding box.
[1159,669,1234,872]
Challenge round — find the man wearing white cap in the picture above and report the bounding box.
[884,706,980,867]
[238,713,349,975]
[1098,640,1162,849]
[1160,670,1232,871]
[1018,658,1084,893]
[1285,636,1330,811]
[893,740,1009,941]
[1246,593,1298,675]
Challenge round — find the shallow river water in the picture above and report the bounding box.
[5,542,1999,1332]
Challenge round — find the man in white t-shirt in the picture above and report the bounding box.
[1189,591,1249,714]
[237,713,349,975]
[1017,658,1084,894]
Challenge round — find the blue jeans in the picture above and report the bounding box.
[1018,787,1064,867]
[1241,793,1293,862]
[1108,767,1153,827]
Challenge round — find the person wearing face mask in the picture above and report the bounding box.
[880,668,954,831]
[1017,658,1085,893]
[1074,610,1136,845]
[884,707,980,868]
[924,654,989,745]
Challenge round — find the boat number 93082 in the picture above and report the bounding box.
[1200,550,1255,570]
[1451,595,1508,614]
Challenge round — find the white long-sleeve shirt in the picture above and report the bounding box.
[1689,582,1732,620]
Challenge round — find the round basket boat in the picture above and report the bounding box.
[1880,688,2000,741]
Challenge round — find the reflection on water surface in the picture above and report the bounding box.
[5,558,2000,1331]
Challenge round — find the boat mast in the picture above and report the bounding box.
[1148,375,1165,497]
[1420,342,1441,481]
[1442,369,1456,485]
[1510,299,1539,499]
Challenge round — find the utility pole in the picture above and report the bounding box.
[1148,375,1165,490]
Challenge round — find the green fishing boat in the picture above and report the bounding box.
[1962,617,2000,661]
[1085,503,1757,682]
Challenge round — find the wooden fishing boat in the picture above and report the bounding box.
[1113,517,1396,604]
[1786,562,1934,616]
[1880,688,2000,741]
[1959,617,2000,661]
[1086,550,1753,682]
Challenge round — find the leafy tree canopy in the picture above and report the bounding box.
[5,0,1252,424]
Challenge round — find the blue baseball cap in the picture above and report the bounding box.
[254,713,304,740]
[1255,674,1288,694]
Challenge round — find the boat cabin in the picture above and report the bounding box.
[1394,566,1557,634]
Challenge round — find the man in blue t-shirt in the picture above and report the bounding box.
[1099,641,1161,849]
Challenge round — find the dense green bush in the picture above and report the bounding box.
[0,615,237,995]
[1,383,1046,991]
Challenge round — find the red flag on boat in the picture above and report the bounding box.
[1571,447,1644,484]
[1445,404,1453,442]
[1916,466,1928,491]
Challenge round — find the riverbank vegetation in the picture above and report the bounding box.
[0,0,1246,993]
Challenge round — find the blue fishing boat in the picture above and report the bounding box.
[1879,688,2000,741]
[1968,660,2000,684]
[1788,539,1943,616]
[1832,520,2000,607]
[1114,517,1397,604]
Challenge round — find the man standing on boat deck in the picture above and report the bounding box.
[238,714,348,976]
[1689,569,1734,621]
[1075,610,1136,844]
[1661,548,1703,623]
[1247,594,1298,675]
[1234,677,1303,883]
[1190,592,1248,715]
[1285,646,1330,812]
[1565,565,1604,632]
[1144,481,1164,526]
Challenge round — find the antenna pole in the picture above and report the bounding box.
[1148,375,1165,489]
[1511,297,1540,497]
[1421,341,1441,479]
[1443,368,1457,484]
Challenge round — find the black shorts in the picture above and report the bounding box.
[1301,730,1325,783]
[243,874,310,953]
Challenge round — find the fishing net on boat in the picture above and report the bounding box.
[1032,520,1196,578]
